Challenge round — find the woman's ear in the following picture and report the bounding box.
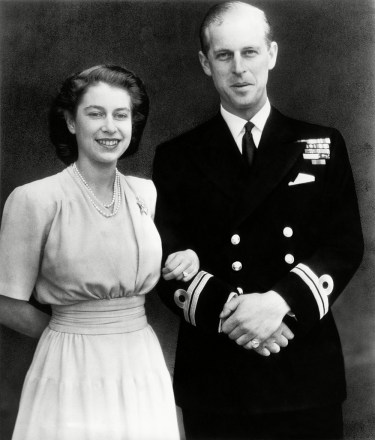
[64,112,76,134]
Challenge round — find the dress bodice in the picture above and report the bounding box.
[0,167,162,305]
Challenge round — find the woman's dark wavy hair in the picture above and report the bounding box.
[49,64,149,165]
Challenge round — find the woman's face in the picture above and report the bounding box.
[66,81,132,166]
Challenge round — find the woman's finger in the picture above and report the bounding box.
[181,265,198,282]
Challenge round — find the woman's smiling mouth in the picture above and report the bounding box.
[96,139,121,148]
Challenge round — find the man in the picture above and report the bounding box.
[153,2,364,439]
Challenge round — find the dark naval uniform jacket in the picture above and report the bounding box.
[153,107,364,414]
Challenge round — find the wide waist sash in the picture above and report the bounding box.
[49,296,147,334]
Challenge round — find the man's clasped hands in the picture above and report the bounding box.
[162,249,294,357]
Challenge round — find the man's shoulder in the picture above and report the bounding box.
[272,107,342,139]
[156,114,221,154]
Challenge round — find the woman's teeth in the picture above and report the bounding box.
[97,139,119,147]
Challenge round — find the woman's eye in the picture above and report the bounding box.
[88,112,103,118]
[115,113,129,120]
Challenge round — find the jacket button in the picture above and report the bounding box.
[283,227,293,238]
[232,261,242,271]
[231,234,240,245]
[284,254,294,264]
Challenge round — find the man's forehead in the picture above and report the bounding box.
[212,5,264,27]
[206,12,267,48]
[206,8,266,37]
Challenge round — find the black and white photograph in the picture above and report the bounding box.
[0,1,374,439]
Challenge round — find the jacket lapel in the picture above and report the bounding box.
[232,108,305,227]
[188,113,247,199]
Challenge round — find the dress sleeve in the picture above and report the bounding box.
[0,185,53,300]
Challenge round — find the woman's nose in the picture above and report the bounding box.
[102,116,117,133]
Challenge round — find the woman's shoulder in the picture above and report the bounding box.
[121,174,156,198]
[7,169,68,209]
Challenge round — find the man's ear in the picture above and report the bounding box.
[198,51,212,77]
[64,112,76,134]
[268,41,278,71]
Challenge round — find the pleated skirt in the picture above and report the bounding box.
[12,296,180,440]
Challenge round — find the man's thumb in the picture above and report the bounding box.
[219,297,238,318]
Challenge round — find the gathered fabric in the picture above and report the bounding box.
[13,297,179,440]
[49,296,148,334]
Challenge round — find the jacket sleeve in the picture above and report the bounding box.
[272,129,364,332]
[153,144,236,333]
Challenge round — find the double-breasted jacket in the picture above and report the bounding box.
[153,107,364,413]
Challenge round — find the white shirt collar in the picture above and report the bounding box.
[220,99,271,150]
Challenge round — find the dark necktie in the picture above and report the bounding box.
[242,121,256,167]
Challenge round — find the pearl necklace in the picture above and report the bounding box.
[72,163,121,218]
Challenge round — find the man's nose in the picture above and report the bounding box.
[232,54,246,75]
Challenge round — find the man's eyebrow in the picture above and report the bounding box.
[212,48,233,54]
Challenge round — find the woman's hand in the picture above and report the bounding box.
[162,249,200,282]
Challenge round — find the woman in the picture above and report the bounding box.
[0,65,192,439]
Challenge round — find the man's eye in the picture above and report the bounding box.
[216,52,231,61]
[244,50,257,57]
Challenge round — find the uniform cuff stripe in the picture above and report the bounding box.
[175,271,213,326]
[188,272,212,326]
[298,263,330,314]
[291,264,329,319]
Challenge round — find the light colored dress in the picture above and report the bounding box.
[0,166,180,440]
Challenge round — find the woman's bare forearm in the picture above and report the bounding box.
[0,295,50,338]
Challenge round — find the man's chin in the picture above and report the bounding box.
[230,99,259,111]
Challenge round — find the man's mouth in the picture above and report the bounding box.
[232,82,252,88]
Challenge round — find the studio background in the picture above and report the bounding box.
[0,0,374,439]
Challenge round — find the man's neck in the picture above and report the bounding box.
[221,98,268,121]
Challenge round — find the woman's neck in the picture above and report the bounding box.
[74,159,117,202]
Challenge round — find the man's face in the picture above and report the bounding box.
[199,7,277,120]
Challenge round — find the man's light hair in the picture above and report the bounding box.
[199,1,273,55]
